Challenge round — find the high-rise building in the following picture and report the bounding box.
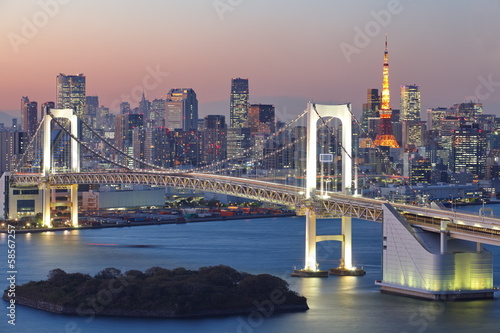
[373,38,400,148]
[56,73,86,116]
[165,88,198,131]
[120,102,131,115]
[400,85,421,121]
[203,115,227,165]
[402,121,425,151]
[230,78,249,128]
[21,97,38,136]
[114,113,144,151]
[451,122,487,178]
[361,89,380,137]
[41,101,55,120]
[150,98,166,126]
[453,102,483,121]
[139,92,151,119]
[248,104,275,135]
[85,96,99,129]
[0,131,27,175]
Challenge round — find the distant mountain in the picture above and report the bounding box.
[0,111,16,125]
[199,96,312,122]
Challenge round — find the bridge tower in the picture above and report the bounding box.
[41,109,80,228]
[293,102,363,277]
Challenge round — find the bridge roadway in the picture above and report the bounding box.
[10,171,500,246]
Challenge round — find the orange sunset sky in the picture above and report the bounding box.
[1,0,500,122]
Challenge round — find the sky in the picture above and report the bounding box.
[1,0,500,123]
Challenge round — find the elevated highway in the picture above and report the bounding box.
[10,171,500,245]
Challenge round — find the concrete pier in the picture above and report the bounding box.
[376,204,495,300]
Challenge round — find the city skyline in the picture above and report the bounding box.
[1,0,500,122]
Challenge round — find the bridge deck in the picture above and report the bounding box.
[9,171,500,245]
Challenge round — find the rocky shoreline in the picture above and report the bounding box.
[3,294,308,319]
[3,265,309,319]
[0,213,296,234]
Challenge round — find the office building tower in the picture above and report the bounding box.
[226,128,251,160]
[0,131,27,175]
[203,115,227,165]
[453,102,483,121]
[151,98,166,126]
[114,113,144,151]
[402,121,425,151]
[56,73,86,116]
[85,96,99,128]
[41,101,55,120]
[86,96,99,115]
[408,156,432,185]
[248,104,275,135]
[400,85,421,121]
[373,37,400,148]
[120,101,131,115]
[139,92,150,119]
[451,122,487,178]
[165,88,198,131]
[361,89,381,137]
[21,97,38,136]
[230,78,249,128]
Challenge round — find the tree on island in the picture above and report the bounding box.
[5,265,308,318]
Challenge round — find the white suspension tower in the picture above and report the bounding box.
[41,109,80,228]
[293,102,363,277]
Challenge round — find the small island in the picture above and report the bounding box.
[3,265,308,319]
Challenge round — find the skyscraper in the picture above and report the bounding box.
[41,101,55,120]
[452,122,486,178]
[361,88,380,137]
[400,85,421,121]
[373,38,400,148]
[21,97,38,136]
[85,96,99,128]
[203,115,227,165]
[248,104,275,135]
[165,88,198,131]
[230,78,249,128]
[120,101,131,115]
[56,73,86,116]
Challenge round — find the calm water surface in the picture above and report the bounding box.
[2,205,500,332]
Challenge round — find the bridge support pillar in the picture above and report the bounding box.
[291,208,328,277]
[70,184,78,227]
[341,216,352,269]
[376,203,494,300]
[42,183,52,228]
[305,208,317,271]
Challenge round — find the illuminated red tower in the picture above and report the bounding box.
[373,36,400,148]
